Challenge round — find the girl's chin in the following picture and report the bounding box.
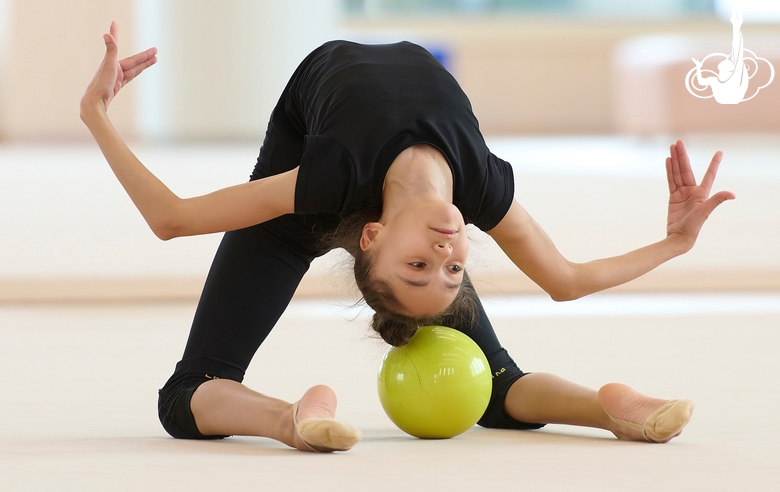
[429,201,463,219]
[411,201,465,229]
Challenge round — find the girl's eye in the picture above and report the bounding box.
[410,262,425,269]
[448,265,463,273]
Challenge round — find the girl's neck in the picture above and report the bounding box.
[381,145,452,223]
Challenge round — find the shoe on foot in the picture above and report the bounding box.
[292,401,362,452]
[605,398,694,443]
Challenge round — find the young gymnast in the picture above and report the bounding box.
[81,23,735,452]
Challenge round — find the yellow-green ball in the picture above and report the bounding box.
[377,325,492,439]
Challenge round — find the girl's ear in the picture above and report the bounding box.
[360,222,383,251]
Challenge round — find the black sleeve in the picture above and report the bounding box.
[469,153,515,232]
[294,135,356,216]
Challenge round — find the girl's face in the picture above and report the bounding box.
[360,201,469,318]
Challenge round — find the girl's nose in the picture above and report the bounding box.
[435,242,452,254]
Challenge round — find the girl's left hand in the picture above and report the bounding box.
[81,21,157,113]
[665,140,735,251]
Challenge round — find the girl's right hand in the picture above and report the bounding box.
[81,21,157,115]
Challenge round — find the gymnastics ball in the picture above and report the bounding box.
[377,325,492,439]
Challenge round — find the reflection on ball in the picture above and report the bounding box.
[377,325,492,439]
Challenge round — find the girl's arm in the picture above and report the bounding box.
[81,22,297,240]
[486,141,735,301]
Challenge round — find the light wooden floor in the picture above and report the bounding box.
[1,293,779,491]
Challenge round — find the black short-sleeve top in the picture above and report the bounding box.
[275,40,514,232]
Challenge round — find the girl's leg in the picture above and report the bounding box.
[503,373,608,429]
[447,277,691,442]
[504,374,693,442]
[159,214,359,451]
[191,381,358,452]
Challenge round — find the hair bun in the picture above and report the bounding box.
[372,314,419,347]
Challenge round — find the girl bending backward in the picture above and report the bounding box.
[81,23,734,452]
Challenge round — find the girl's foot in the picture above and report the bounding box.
[598,383,694,443]
[290,385,361,452]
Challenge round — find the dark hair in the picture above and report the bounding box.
[322,207,478,347]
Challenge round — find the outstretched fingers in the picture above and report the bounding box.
[671,140,697,187]
[110,20,118,42]
[102,37,118,67]
[700,151,736,215]
[103,21,119,56]
[119,47,158,85]
[702,190,736,218]
[665,156,676,194]
[83,21,156,113]
[700,150,724,194]
[668,143,683,190]
[105,19,157,88]
[119,47,158,72]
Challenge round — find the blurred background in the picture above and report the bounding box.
[0,0,778,302]
[3,0,780,140]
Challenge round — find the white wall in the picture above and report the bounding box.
[134,0,341,140]
[0,0,341,141]
[0,0,137,140]
[0,0,8,139]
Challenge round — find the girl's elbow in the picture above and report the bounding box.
[545,267,582,302]
[151,223,176,241]
[153,227,177,241]
[547,280,582,302]
[149,215,182,241]
[549,289,579,302]
[149,201,189,240]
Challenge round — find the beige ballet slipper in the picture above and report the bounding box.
[292,401,362,452]
[606,399,695,443]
